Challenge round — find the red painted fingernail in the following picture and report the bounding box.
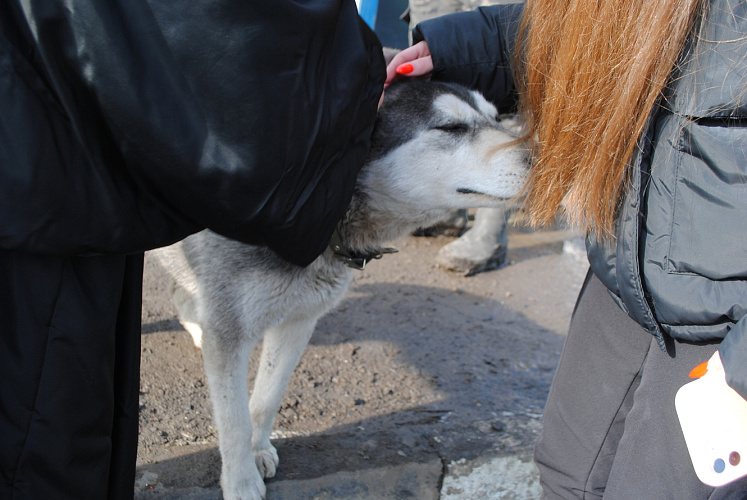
[689,361,709,378]
[396,63,414,75]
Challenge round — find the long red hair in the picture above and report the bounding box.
[517,0,706,237]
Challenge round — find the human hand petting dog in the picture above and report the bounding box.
[379,41,433,108]
[384,41,434,87]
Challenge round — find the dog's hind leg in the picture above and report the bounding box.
[249,315,319,479]
[202,328,266,500]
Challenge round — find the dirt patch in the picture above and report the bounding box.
[137,224,587,490]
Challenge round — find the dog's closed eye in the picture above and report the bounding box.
[433,122,470,134]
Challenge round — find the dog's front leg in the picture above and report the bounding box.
[202,331,265,500]
[249,315,319,478]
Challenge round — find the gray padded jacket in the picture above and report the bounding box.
[586,0,747,398]
[414,0,747,398]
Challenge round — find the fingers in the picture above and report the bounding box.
[384,41,434,87]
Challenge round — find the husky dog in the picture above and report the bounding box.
[153,80,529,500]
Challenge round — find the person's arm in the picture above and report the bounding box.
[387,4,523,112]
[719,317,747,400]
[1,0,384,265]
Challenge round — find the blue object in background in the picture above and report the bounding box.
[359,0,410,49]
[358,0,379,29]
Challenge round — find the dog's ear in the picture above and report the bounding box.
[382,47,400,67]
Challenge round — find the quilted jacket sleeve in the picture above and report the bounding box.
[0,0,384,266]
[719,319,747,400]
[412,3,523,113]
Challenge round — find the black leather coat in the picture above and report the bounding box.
[0,0,384,266]
[0,1,383,498]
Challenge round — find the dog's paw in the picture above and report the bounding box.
[221,467,266,500]
[254,445,279,479]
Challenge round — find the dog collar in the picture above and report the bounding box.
[328,229,398,271]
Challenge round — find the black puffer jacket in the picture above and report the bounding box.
[1,0,384,265]
[413,0,747,398]
[0,1,383,498]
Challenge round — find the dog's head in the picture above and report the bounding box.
[363,81,529,214]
